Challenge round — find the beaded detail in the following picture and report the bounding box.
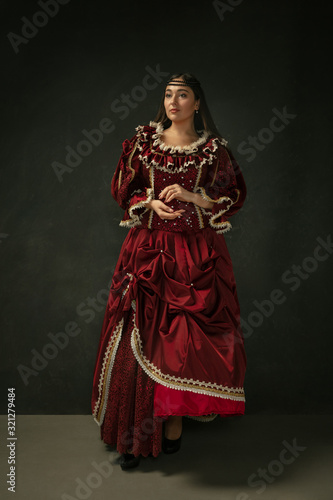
[115,122,245,235]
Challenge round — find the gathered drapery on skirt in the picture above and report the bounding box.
[92,226,246,457]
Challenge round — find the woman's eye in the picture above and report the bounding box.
[165,93,187,98]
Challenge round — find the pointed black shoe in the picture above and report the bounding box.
[119,453,141,470]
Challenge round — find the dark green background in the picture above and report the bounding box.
[0,0,332,414]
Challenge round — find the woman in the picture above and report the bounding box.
[91,72,247,470]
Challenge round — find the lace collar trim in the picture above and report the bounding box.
[149,120,210,154]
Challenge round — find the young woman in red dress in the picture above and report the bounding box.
[91,72,247,470]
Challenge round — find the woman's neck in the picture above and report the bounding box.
[166,120,198,138]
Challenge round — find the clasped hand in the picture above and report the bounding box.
[150,184,192,220]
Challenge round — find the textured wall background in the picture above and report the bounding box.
[0,0,332,414]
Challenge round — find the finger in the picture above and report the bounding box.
[161,204,174,212]
[166,193,175,203]
[161,208,183,218]
[158,188,168,199]
[168,210,184,218]
[159,209,180,218]
[164,215,180,220]
[163,189,170,199]
[160,215,175,220]
[158,211,173,219]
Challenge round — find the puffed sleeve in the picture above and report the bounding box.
[111,135,154,228]
[196,144,246,231]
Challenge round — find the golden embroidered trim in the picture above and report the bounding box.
[131,312,245,401]
[195,205,205,229]
[118,170,122,190]
[128,139,139,183]
[93,317,124,425]
[216,221,232,234]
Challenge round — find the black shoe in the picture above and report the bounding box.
[119,453,141,470]
[162,434,182,454]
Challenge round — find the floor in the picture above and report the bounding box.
[0,414,332,500]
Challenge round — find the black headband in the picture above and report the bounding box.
[166,78,201,88]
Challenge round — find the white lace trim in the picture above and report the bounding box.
[196,187,234,207]
[130,310,245,400]
[135,125,148,142]
[93,268,244,426]
[209,205,234,234]
[119,187,154,228]
[129,188,143,197]
[119,219,142,228]
[196,187,238,234]
[149,121,210,154]
[203,136,228,152]
[138,152,214,174]
[200,206,232,233]
[136,122,228,156]
[93,317,124,425]
[216,221,232,234]
[138,156,162,170]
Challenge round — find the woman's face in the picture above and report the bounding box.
[164,81,200,124]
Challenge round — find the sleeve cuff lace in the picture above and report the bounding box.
[196,187,240,232]
[119,187,154,228]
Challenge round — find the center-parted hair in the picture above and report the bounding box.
[153,72,224,140]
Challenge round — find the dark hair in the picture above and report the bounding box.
[152,72,224,139]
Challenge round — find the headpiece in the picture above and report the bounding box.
[166,78,201,88]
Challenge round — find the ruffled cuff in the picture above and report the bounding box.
[196,187,240,232]
[119,187,154,228]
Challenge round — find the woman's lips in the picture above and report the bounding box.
[170,109,179,113]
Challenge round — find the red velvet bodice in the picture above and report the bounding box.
[111,121,246,234]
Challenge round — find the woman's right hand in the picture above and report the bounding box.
[146,199,185,220]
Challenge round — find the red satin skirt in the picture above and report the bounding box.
[92,227,246,457]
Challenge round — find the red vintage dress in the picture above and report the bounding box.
[91,120,247,458]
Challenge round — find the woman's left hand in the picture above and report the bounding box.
[158,184,192,204]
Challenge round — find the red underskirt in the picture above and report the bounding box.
[154,383,245,418]
[95,226,246,457]
[100,307,244,458]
